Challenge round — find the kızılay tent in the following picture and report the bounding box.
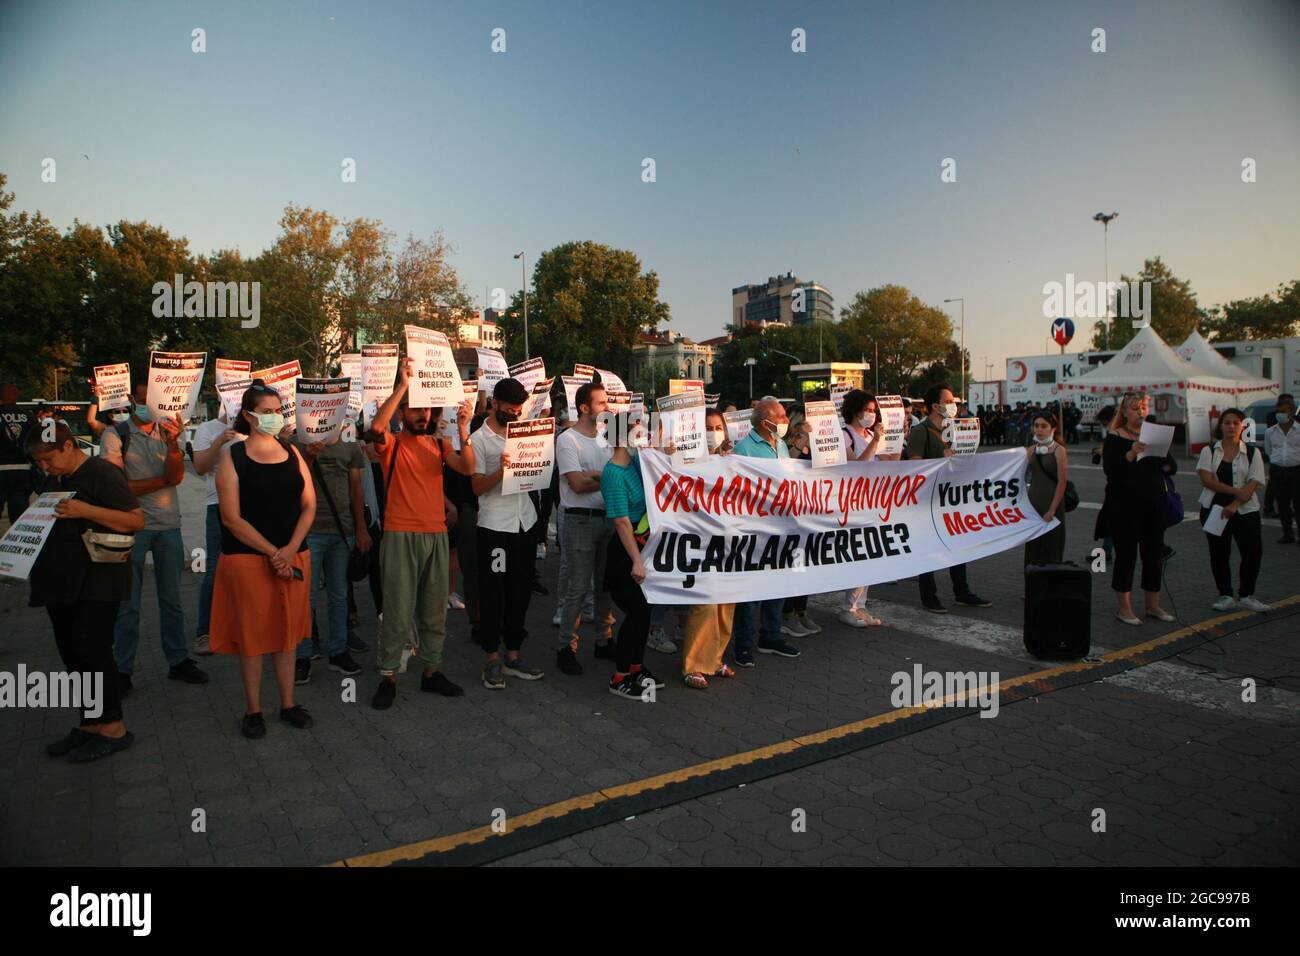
[1174,329,1280,402]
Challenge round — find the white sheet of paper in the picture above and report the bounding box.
[1137,422,1175,460]
[0,491,76,580]
[1202,504,1229,537]
[501,418,556,496]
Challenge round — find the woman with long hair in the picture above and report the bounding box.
[211,381,317,738]
[1196,408,1269,612]
[1024,410,1068,565]
[1096,392,1176,626]
[837,390,896,627]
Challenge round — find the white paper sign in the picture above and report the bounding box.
[339,354,363,416]
[405,325,465,408]
[596,369,626,394]
[573,363,596,382]
[438,381,479,450]
[214,358,251,390]
[0,491,76,580]
[655,391,707,465]
[606,390,632,415]
[296,377,351,444]
[630,392,646,415]
[509,357,547,397]
[562,376,586,416]
[146,351,207,422]
[877,396,907,458]
[806,400,846,468]
[361,344,400,422]
[1202,504,1229,537]
[522,378,554,421]
[252,360,301,432]
[502,418,556,496]
[1137,421,1175,460]
[477,348,508,393]
[950,417,981,456]
[724,409,753,445]
[217,377,252,421]
[93,363,131,412]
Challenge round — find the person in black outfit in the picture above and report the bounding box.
[26,421,144,762]
[1,383,36,525]
[1097,392,1176,626]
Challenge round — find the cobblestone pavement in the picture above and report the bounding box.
[2,449,1297,866]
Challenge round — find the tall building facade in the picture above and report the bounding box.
[731,272,834,327]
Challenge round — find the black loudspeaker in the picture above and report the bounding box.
[1024,562,1091,660]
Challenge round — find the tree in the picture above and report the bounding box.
[1204,280,1300,342]
[372,231,474,347]
[1088,257,1204,351]
[836,285,952,394]
[709,322,838,404]
[495,240,671,373]
[632,358,680,403]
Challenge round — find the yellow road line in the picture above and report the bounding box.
[338,597,1296,867]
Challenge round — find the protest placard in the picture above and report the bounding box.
[509,357,546,396]
[0,492,75,580]
[522,378,554,420]
[877,395,907,457]
[655,390,707,465]
[296,377,351,443]
[252,360,301,431]
[668,379,704,395]
[405,325,465,407]
[562,376,586,416]
[606,390,632,415]
[146,351,207,422]
[214,358,251,390]
[339,354,363,416]
[477,348,508,393]
[950,417,981,456]
[724,409,753,444]
[501,418,556,496]
[93,363,130,412]
[596,368,626,393]
[572,363,595,382]
[361,344,399,422]
[217,378,251,421]
[830,382,852,414]
[806,400,846,468]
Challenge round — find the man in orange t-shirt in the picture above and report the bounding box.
[370,358,476,710]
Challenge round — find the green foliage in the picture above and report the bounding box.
[1088,257,1205,351]
[836,285,953,394]
[1204,280,1300,342]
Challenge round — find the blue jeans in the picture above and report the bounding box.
[114,528,188,674]
[196,504,222,637]
[732,597,784,653]
[298,533,352,660]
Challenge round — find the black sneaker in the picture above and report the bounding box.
[608,675,642,699]
[420,671,464,697]
[294,660,311,685]
[371,679,396,710]
[482,660,506,690]
[734,648,755,668]
[167,659,210,684]
[279,705,313,729]
[310,639,325,662]
[757,638,801,658]
[67,731,135,763]
[634,666,666,689]
[328,652,362,676]
[242,713,266,739]
[47,728,95,757]
[503,657,544,680]
[955,593,992,608]
[346,632,369,653]
[556,647,584,675]
[592,640,616,661]
[117,673,133,699]
[922,597,948,614]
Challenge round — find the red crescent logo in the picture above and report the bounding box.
[1010,360,1027,383]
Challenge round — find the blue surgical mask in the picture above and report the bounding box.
[134,403,152,422]
[254,412,284,435]
[111,412,130,424]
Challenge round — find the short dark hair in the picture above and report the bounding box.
[494,377,529,406]
[923,384,953,409]
[25,419,77,453]
[574,382,604,416]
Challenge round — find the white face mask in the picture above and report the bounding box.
[1279,412,1292,424]
[706,429,726,450]
[629,431,649,449]
[1033,433,1054,446]
[766,420,788,439]
[859,411,876,428]
[110,412,130,424]
[940,403,957,419]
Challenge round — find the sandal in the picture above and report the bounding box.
[683,672,709,689]
[713,664,737,679]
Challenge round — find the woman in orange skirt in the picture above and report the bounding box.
[212,381,317,738]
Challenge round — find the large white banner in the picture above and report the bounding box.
[252,360,301,432]
[501,418,555,496]
[405,325,465,408]
[296,377,351,443]
[0,492,76,580]
[146,351,207,422]
[361,344,399,422]
[93,363,131,412]
[639,448,1054,605]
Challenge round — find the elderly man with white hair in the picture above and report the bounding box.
[729,397,803,667]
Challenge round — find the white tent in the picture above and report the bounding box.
[1175,329,1280,402]
[1055,325,1278,451]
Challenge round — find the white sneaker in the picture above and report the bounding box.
[193,634,213,656]
[796,611,822,634]
[1237,596,1271,612]
[838,609,869,628]
[782,616,812,637]
[646,627,677,654]
[448,592,465,610]
[551,608,562,626]
[1212,595,1236,611]
[536,543,547,561]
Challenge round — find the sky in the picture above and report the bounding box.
[2,0,1298,374]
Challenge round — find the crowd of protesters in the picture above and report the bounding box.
[0,368,1286,763]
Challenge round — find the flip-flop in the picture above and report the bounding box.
[66,731,135,763]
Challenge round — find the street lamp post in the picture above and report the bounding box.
[513,251,529,358]
[744,357,757,400]
[944,298,965,401]
[1093,212,1118,350]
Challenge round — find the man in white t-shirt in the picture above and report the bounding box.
[553,381,615,676]
[191,407,244,655]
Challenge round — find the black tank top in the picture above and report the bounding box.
[220,441,308,554]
